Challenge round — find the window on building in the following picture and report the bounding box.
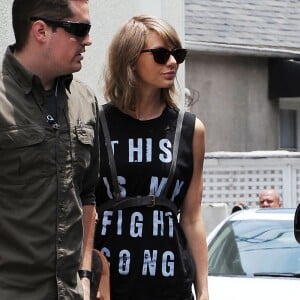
[279,109,297,150]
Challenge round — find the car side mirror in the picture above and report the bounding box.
[231,203,249,214]
[294,204,300,243]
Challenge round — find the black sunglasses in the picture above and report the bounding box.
[141,48,187,64]
[30,17,91,37]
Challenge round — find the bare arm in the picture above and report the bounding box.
[80,204,97,300]
[180,118,209,300]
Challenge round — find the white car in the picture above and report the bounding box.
[207,208,300,300]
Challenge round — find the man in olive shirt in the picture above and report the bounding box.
[0,0,99,299]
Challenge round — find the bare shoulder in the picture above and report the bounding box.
[194,117,205,142]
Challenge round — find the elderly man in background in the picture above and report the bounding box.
[259,189,282,208]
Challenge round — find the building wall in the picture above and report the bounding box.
[0,0,184,103]
[186,52,279,152]
[203,151,300,209]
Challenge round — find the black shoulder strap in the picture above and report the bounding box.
[99,106,184,214]
[160,108,184,198]
[99,105,121,199]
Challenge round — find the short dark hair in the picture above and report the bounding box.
[12,0,74,51]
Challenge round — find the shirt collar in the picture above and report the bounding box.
[4,45,73,95]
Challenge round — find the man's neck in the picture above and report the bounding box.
[13,48,56,90]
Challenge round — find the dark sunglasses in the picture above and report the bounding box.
[30,17,91,37]
[141,47,187,64]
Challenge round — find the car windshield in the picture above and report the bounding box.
[208,219,300,276]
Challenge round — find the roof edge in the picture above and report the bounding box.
[185,41,300,58]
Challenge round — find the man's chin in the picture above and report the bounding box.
[72,63,82,73]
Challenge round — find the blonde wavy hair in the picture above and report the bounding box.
[103,15,183,111]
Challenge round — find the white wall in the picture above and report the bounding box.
[0,1,14,57]
[0,0,184,103]
[203,151,300,208]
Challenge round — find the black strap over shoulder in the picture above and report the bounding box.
[99,105,184,215]
[99,106,121,200]
[160,108,184,199]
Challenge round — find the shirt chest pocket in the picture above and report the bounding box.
[72,124,95,171]
[0,125,46,182]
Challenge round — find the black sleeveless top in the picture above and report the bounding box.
[95,103,196,300]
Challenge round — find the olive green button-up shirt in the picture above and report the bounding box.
[0,47,100,300]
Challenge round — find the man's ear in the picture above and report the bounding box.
[31,20,49,42]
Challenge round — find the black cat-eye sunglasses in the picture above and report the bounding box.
[141,47,187,65]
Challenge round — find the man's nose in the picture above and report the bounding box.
[82,33,92,46]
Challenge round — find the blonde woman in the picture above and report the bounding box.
[95,15,209,300]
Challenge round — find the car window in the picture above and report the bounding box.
[208,222,245,275]
[208,219,300,276]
